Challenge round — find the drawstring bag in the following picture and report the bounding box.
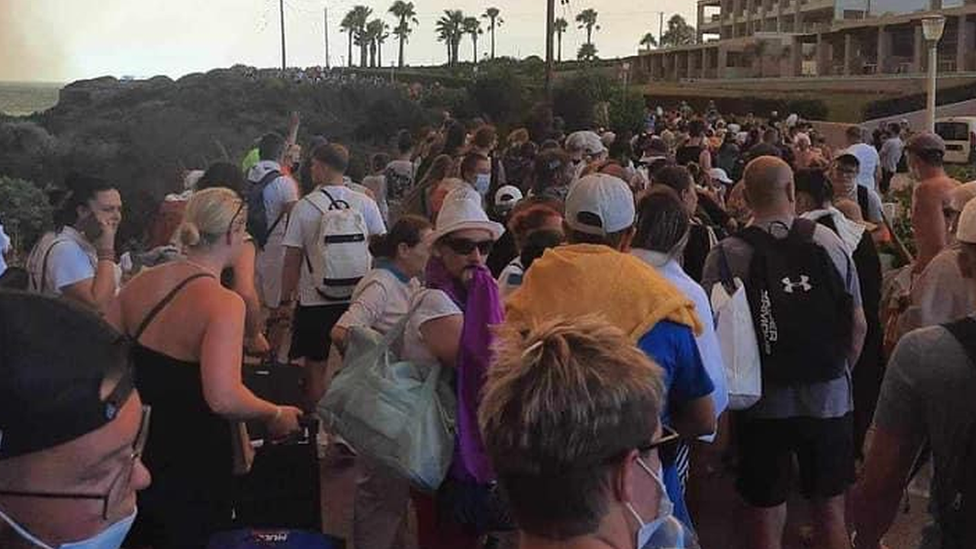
[318,304,456,492]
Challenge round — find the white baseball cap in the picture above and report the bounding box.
[956,198,976,244]
[708,168,734,185]
[564,173,635,237]
[431,187,505,243]
[494,185,524,211]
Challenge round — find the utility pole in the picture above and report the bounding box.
[279,0,287,70]
[324,6,331,69]
[545,0,555,101]
[657,12,665,46]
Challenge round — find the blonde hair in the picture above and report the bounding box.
[480,315,665,539]
[178,188,244,249]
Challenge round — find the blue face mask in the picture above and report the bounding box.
[0,506,137,549]
[474,174,491,197]
[625,458,675,549]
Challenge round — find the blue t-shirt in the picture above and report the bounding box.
[638,320,715,529]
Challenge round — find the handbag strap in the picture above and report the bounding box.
[36,237,69,292]
[378,293,427,350]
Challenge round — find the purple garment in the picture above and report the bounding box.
[426,258,504,484]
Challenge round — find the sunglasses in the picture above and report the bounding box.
[443,237,494,256]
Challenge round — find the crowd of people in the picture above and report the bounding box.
[0,100,975,549]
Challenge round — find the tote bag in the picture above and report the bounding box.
[318,305,456,492]
[710,276,762,410]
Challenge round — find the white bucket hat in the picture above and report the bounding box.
[431,187,505,243]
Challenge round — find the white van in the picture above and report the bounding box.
[935,117,976,164]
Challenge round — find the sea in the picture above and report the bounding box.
[0,81,62,116]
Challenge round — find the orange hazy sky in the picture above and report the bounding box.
[0,0,697,82]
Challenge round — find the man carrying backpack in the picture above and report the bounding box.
[702,156,867,549]
[851,198,976,549]
[247,132,300,310]
[277,143,386,408]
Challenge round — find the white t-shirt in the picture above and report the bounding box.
[336,267,420,335]
[362,175,389,224]
[399,289,462,365]
[282,185,387,307]
[248,161,299,308]
[0,223,10,277]
[247,161,300,241]
[843,143,881,192]
[26,227,121,295]
[631,248,729,420]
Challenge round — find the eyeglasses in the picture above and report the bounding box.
[443,237,494,256]
[0,405,151,520]
[637,425,681,465]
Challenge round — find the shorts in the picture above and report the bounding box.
[289,303,349,362]
[735,413,855,508]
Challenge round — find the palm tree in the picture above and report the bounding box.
[376,21,390,67]
[640,32,658,50]
[462,17,483,64]
[435,10,464,65]
[340,11,357,66]
[389,1,418,68]
[481,7,503,60]
[366,19,389,67]
[575,8,600,46]
[436,24,453,64]
[349,5,373,68]
[554,17,568,62]
[578,42,598,61]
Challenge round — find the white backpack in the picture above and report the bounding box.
[305,189,371,302]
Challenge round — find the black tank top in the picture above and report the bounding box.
[129,273,233,494]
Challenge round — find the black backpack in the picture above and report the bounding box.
[246,169,284,249]
[938,317,976,549]
[738,218,854,384]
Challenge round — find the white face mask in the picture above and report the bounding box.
[0,507,137,549]
[625,458,675,549]
[474,173,491,197]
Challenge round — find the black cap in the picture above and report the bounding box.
[0,292,134,460]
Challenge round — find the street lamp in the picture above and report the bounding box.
[922,14,945,133]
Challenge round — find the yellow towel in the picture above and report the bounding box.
[506,244,702,341]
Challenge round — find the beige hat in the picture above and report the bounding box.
[956,199,976,244]
[566,131,608,156]
[950,182,976,213]
[431,187,505,243]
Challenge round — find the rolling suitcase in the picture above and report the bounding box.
[208,529,344,549]
[235,361,323,531]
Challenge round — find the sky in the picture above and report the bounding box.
[0,0,697,83]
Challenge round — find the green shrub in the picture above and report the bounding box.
[947,164,976,183]
[468,68,527,126]
[0,176,53,255]
[608,90,647,134]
